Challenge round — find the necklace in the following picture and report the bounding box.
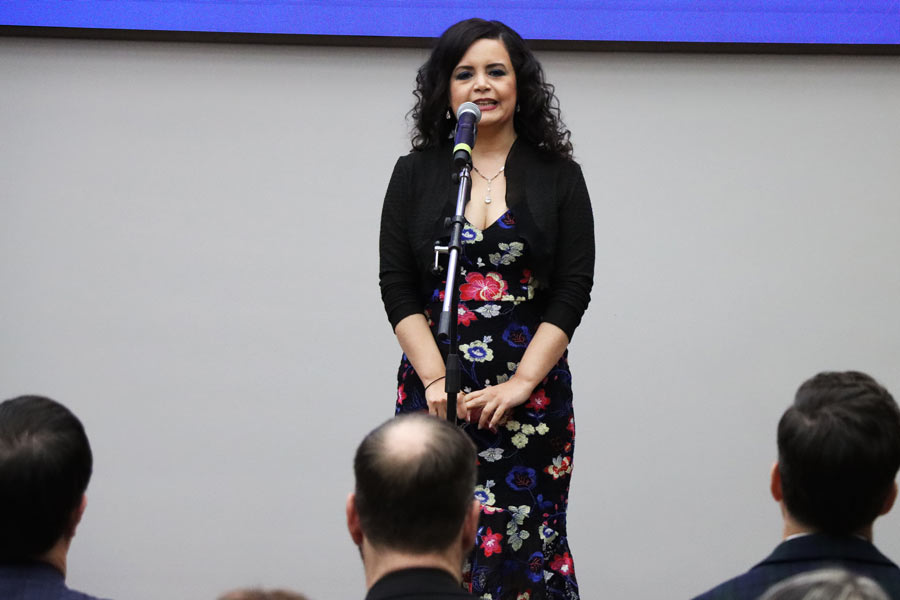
[471,165,505,204]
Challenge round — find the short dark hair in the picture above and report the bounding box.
[410,18,573,159]
[0,395,93,560]
[778,371,900,535]
[218,588,309,600]
[353,414,477,553]
[759,568,889,600]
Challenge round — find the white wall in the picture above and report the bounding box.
[1,36,898,600]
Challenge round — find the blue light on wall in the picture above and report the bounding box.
[2,0,898,44]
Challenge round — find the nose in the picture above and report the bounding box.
[473,70,491,91]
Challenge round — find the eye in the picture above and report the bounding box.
[454,70,473,81]
[489,68,508,77]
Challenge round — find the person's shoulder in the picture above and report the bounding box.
[390,144,452,186]
[365,567,474,600]
[509,141,581,182]
[65,588,113,600]
[0,569,112,600]
[398,142,451,165]
[691,572,760,600]
[872,565,900,597]
[690,547,789,600]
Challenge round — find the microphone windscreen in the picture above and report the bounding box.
[457,102,482,123]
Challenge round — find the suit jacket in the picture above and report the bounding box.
[0,561,109,600]
[365,567,476,600]
[379,139,594,340]
[692,533,900,600]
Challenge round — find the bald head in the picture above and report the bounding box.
[380,415,442,464]
[353,414,477,553]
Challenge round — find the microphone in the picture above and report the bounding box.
[452,102,481,169]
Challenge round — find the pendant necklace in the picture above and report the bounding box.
[471,165,505,204]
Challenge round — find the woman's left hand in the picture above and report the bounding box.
[463,377,535,430]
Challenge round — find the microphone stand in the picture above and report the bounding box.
[434,163,472,423]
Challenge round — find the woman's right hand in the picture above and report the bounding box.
[425,381,466,421]
[394,314,466,420]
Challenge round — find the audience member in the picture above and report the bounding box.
[218,588,309,600]
[693,371,900,599]
[346,414,479,599]
[0,395,109,600]
[759,568,890,600]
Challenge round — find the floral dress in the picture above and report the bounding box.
[394,209,579,600]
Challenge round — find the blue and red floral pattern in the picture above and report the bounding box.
[395,210,579,600]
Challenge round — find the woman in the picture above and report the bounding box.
[379,18,593,600]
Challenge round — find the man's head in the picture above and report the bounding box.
[773,371,900,536]
[218,588,309,600]
[759,568,890,600]
[347,413,478,560]
[0,395,93,561]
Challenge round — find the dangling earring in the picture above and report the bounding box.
[446,108,453,120]
[516,103,521,113]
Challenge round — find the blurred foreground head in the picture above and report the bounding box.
[759,568,890,600]
[0,395,93,561]
[347,413,479,590]
[352,413,477,552]
[218,588,309,600]
[775,371,900,535]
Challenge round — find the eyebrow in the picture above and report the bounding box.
[454,62,509,72]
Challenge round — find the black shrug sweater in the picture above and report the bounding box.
[379,139,594,341]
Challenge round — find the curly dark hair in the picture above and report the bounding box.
[410,18,573,160]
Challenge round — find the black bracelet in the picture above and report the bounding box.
[424,376,446,391]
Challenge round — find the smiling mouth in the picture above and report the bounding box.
[474,100,498,107]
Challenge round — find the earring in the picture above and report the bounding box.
[446,108,452,120]
[516,103,521,113]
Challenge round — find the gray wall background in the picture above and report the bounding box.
[1,36,899,600]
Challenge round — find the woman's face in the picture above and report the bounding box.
[449,38,517,137]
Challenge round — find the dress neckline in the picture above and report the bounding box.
[466,208,510,233]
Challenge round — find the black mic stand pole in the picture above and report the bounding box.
[435,164,472,423]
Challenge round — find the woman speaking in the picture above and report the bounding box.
[379,18,594,600]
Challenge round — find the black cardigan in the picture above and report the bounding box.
[379,139,594,340]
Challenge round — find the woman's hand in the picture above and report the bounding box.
[425,380,465,420]
[463,377,535,430]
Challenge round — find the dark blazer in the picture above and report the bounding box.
[692,534,900,600]
[379,139,594,340]
[365,567,476,600]
[0,561,108,600]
